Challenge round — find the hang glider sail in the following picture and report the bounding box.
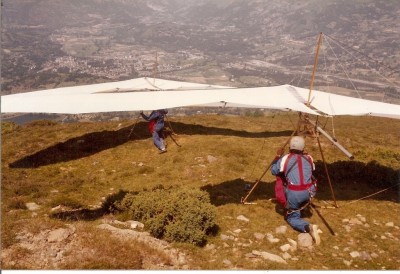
[1,77,400,119]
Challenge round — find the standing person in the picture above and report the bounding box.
[140,109,168,153]
[271,136,320,245]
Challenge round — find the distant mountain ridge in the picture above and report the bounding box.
[1,0,399,97]
[3,0,399,38]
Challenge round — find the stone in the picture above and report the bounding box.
[343,259,352,266]
[349,218,363,225]
[282,252,292,260]
[245,253,258,259]
[275,225,287,234]
[237,215,250,222]
[266,233,280,243]
[254,232,265,240]
[25,202,40,211]
[280,244,291,252]
[360,251,372,261]
[385,222,394,227]
[204,244,216,251]
[350,251,360,258]
[221,234,234,241]
[287,238,297,251]
[357,215,366,223]
[223,259,232,266]
[297,233,313,248]
[343,225,352,232]
[127,220,144,230]
[47,227,74,243]
[259,251,287,264]
[207,155,217,163]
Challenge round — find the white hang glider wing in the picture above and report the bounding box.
[1,77,400,119]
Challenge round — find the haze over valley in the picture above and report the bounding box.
[1,0,399,103]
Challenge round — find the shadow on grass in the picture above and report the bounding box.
[202,160,399,207]
[201,178,275,206]
[50,190,128,221]
[9,121,292,168]
[50,208,106,221]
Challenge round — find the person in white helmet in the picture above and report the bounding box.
[271,136,320,245]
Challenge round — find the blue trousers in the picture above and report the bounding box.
[152,130,165,150]
[285,189,310,232]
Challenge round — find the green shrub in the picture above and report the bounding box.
[115,186,217,246]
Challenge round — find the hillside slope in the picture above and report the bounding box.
[1,114,399,269]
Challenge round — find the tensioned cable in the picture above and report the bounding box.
[319,37,338,140]
[340,183,399,208]
[286,51,314,87]
[324,36,362,98]
[294,42,316,87]
[324,35,400,103]
[325,34,400,80]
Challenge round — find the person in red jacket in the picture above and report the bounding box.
[140,109,168,153]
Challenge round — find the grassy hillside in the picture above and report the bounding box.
[1,113,400,270]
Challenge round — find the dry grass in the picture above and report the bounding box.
[1,113,400,270]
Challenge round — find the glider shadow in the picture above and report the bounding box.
[201,160,399,207]
[9,121,292,168]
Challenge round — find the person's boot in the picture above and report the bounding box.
[305,224,321,245]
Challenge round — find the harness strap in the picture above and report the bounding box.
[297,154,304,185]
[284,153,314,191]
[283,153,295,175]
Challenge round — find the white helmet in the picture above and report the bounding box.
[290,136,305,151]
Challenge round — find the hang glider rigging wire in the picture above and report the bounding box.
[323,36,362,99]
[342,183,400,207]
[324,34,400,102]
[325,34,400,80]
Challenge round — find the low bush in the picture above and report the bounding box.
[114,186,217,246]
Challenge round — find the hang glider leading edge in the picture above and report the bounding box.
[1,77,400,120]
